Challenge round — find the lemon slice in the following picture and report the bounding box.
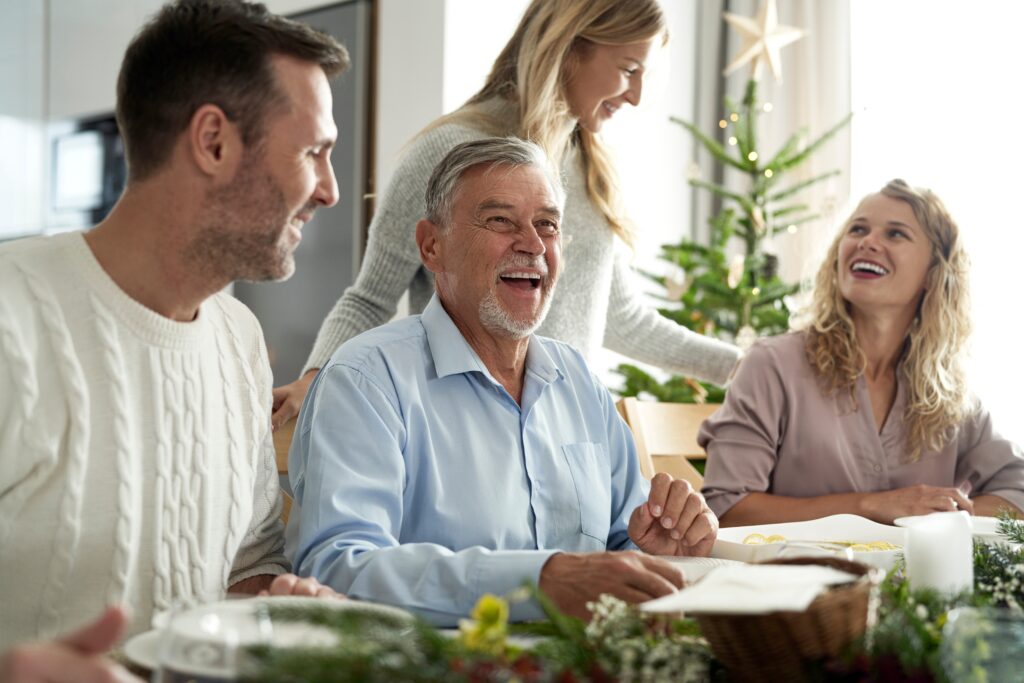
[742,533,768,545]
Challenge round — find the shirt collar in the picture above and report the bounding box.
[421,294,562,385]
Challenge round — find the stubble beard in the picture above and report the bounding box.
[187,155,296,284]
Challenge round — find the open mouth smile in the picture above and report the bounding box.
[850,260,889,277]
[499,271,543,290]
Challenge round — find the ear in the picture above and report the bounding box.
[187,104,242,177]
[416,218,445,274]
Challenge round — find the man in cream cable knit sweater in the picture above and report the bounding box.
[0,1,347,677]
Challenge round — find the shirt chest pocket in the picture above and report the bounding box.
[561,442,612,542]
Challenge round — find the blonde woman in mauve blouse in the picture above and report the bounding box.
[699,179,1024,527]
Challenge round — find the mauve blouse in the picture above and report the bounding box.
[699,332,1024,518]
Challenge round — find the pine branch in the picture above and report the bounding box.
[669,116,750,173]
[771,203,810,218]
[775,112,854,172]
[772,213,822,233]
[765,129,807,170]
[689,179,756,214]
[769,169,841,202]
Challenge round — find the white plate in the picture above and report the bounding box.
[712,514,905,571]
[121,596,411,671]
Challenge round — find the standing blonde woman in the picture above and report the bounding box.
[271,0,741,425]
[700,179,1024,526]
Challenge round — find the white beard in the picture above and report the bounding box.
[478,286,553,339]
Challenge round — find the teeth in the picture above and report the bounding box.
[502,271,541,279]
[852,261,888,276]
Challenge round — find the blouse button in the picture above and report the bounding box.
[872,463,882,473]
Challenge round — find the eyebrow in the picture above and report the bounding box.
[477,199,562,221]
[849,216,915,230]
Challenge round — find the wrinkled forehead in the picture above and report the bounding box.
[459,162,565,211]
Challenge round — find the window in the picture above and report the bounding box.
[851,1,1024,444]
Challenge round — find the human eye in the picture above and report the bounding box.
[888,228,909,240]
[622,67,638,77]
[486,215,515,231]
[847,223,866,235]
[535,219,559,237]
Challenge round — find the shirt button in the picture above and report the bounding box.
[872,464,882,473]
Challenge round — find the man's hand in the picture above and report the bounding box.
[230,573,342,599]
[271,369,318,431]
[0,606,141,683]
[628,473,718,557]
[860,484,974,524]
[538,551,685,620]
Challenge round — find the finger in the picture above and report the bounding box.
[605,585,667,606]
[635,554,686,589]
[316,585,341,599]
[647,473,673,518]
[289,577,322,596]
[267,573,299,595]
[670,489,704,540]
[681,510,716,547]
[628,501,657,538]
[950,490,974,513]
[59,606,130,654]
[623,568,680,599]
[659,479,694,532]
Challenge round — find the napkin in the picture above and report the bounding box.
[640,564,858,615]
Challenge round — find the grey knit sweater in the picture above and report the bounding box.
[303,118,741,385]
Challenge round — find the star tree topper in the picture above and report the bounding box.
[723,0,804,83]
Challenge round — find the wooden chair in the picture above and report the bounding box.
[616,397,721,489]
[272,418,296,525]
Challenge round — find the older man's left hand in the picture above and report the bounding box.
[260,574,342,599]
[231,573,343,598]
[628,473,718,557]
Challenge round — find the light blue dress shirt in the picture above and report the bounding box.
[288,296,649,625]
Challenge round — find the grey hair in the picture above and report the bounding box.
[424,137,565,227]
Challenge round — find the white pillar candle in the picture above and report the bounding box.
[904,511,974,596]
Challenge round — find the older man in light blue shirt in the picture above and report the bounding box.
[288,138,718,625]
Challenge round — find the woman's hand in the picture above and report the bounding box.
[271,369,318,431]
[860,484,974,524]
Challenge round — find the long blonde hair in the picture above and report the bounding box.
[430,0,666,247]
[803,179,973,459]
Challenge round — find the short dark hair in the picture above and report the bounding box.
[116,0,349,181]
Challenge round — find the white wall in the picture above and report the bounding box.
[0,1,46,238]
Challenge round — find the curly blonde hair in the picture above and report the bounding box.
[427,0,667,248]
[803,179,973,459]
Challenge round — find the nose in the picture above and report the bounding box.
[857,232,881,252]
[314,156,339,208]
[514,224,546,256]
[624,74,643,107]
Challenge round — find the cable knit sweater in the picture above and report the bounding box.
[0,232,288,647]
[303,107,741,384]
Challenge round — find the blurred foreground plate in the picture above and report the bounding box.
[122,596,410,671]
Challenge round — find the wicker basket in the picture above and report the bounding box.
[695,556,883,682]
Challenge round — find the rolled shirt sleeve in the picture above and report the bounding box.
[955,403,1024,512]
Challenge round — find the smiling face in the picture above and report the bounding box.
[837,192,935,323]
[199,54,339,282]
[419,163,562,342]
[563,39,655,133]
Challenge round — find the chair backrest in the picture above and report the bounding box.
[272,418,296,525]
[617,397,721,489]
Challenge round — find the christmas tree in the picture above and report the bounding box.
[616,0,851,404]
